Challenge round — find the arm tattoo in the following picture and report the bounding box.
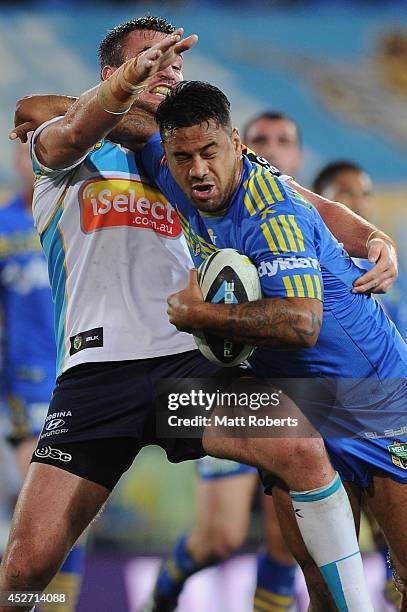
[203,298,322,349]
[292,310,322,348]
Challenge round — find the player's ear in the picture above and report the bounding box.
[232,127,241,155]
[101,65,116,81]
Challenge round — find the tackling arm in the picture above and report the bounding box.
[20,30,197,170]
[287,179,398,294]
[10,94,78,143]
[36,29,197,169]
[167,270,322,349]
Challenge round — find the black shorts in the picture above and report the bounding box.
[31,351,230,490]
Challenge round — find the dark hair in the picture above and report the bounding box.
[156,81,232,139]
[98,16,175,74]
[243,111,302,147]
[312,161,364,195]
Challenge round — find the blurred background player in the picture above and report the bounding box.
[243,111,303,178]
[147,111,304,612]
[312,159,407,609]
[0,142,86,612]
[312,161,407,340]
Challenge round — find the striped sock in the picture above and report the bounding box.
[253,552,296,611]
[156,534,201,598]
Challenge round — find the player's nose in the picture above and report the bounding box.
[189,156,209,180]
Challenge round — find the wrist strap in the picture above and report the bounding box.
[96,55,148,115]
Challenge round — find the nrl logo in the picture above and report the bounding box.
[73,335,82,351]
[388,439,407,470]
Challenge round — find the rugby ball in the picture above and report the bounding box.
[194,249,262,366]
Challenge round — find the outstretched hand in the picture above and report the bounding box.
[130,28,198,87]
[9,28,198,143]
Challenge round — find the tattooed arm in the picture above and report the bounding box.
[167,270,322,349]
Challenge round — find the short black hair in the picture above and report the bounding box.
[312,161,364,195]
[156,81,232,139]
[98,16,175,74]
[243,111,302,147]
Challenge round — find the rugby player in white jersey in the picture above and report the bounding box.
[2,16,398,612]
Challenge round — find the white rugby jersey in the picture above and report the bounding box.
[31,119,196,377]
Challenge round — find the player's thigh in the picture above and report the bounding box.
[195,468,257,542]
[7,461,109,562]
[364,474,407,576]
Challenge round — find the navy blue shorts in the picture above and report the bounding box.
[31,351,226,489]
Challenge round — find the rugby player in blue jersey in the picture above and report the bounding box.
[149,112,303,612]
[6,19,400,611]
[0,142,86,612]
[136,81,407,610]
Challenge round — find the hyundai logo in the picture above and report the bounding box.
[46,418,65,431]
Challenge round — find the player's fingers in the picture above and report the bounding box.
[137,32,178,67]
[148,49,162,61]
[153,29,182,54]
[352,269,381,293]
[373,270,396,294]
[352,265,385,288]
[374,278,393,294]
[352,283,373,294]
[9,122,33,142]
[352,273,388,293]
[139,34,184,78]
[174,34,199,54]
[188,269,199,288]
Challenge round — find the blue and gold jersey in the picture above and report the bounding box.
[142,133,407,386]
[0,193,56,438]
[0,194,55,378]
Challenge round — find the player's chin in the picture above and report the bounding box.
[190,195,220,212]
[190,188,222,211]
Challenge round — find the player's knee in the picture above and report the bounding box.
[262,437,328,481]
[3,535,62,589]
[291,437,328,472]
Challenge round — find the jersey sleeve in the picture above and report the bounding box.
[245,191,323,301]
[30,117,89,177]
[140,132,177,203]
